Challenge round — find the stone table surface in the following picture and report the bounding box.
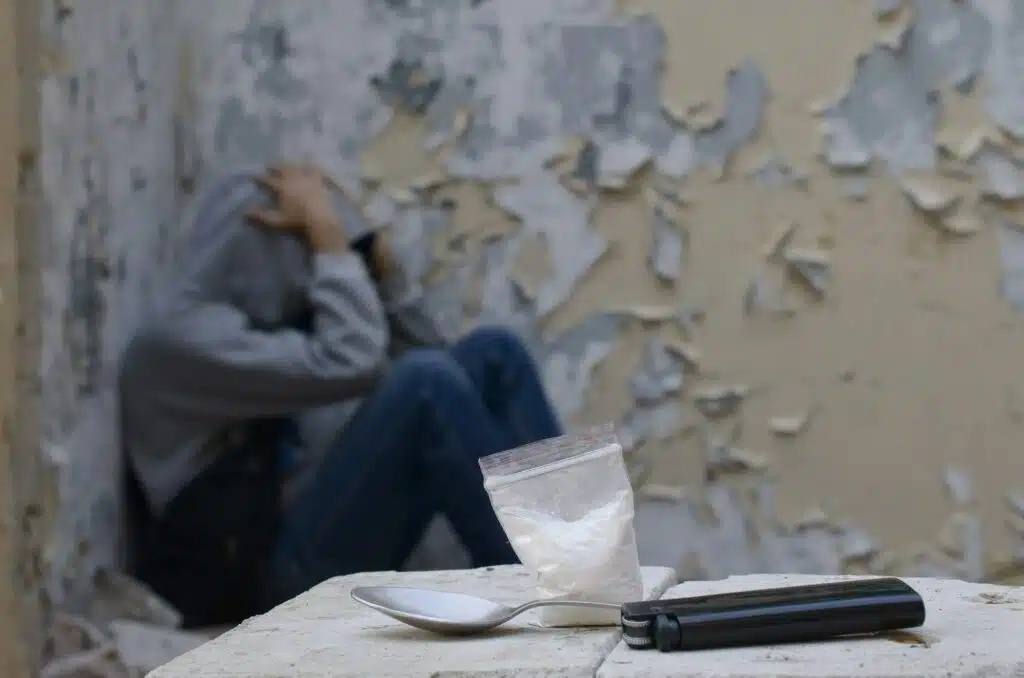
[599,573,1024,678]
[148,565,677,678]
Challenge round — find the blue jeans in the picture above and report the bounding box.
[267,326,562,602]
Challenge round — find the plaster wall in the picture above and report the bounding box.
[27,0,1024,627]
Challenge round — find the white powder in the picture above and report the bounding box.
[480,426,643,627]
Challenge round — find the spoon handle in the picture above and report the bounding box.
[513,599,623,615]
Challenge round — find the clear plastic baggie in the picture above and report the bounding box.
[479,423,643,627]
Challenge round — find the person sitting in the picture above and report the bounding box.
[120,164,562,627]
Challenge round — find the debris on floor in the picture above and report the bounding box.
[41,571,217,678]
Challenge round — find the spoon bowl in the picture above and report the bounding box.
[350,586,621,635]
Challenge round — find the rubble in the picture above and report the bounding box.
[41,571,215,678]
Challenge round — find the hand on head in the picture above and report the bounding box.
[248,164,349,254]
[249,163,401,278]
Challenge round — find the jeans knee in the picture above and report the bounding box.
[390,349,473,394]
[461,325,532,363]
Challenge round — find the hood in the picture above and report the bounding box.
[175,167,314,330]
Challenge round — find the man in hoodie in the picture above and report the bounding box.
[120,164,562,627]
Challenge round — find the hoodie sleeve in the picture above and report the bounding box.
[128,252,390,419]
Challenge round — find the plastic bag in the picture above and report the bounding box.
[479,423,643,627]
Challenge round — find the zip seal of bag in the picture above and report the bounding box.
[479,423,643,627]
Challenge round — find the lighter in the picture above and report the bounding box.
[621,577,925,652]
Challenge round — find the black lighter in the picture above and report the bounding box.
[621,577,926,652]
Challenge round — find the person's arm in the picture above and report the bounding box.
[379,264,450,350]
[129,250,389,420]
[126,164,393,419]
[354,231,450,350]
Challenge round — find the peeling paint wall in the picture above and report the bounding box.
[35,0,1024,613]
[36,0,188,611]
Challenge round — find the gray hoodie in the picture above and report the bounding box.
[120,168,447,515]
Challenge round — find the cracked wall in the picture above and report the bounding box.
[29,0,1024,626]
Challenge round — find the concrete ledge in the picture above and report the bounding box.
[149,572,1023,677]
[148,566,677,677]
[599,574,1024,678]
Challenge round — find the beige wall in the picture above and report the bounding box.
[0,0,43,673]
[620,0,1023,576]
[0,0,23,664]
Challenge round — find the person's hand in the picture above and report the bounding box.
[248,164,348,253]
[369,232,400,280]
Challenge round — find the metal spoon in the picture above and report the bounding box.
[351,586,621,635]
